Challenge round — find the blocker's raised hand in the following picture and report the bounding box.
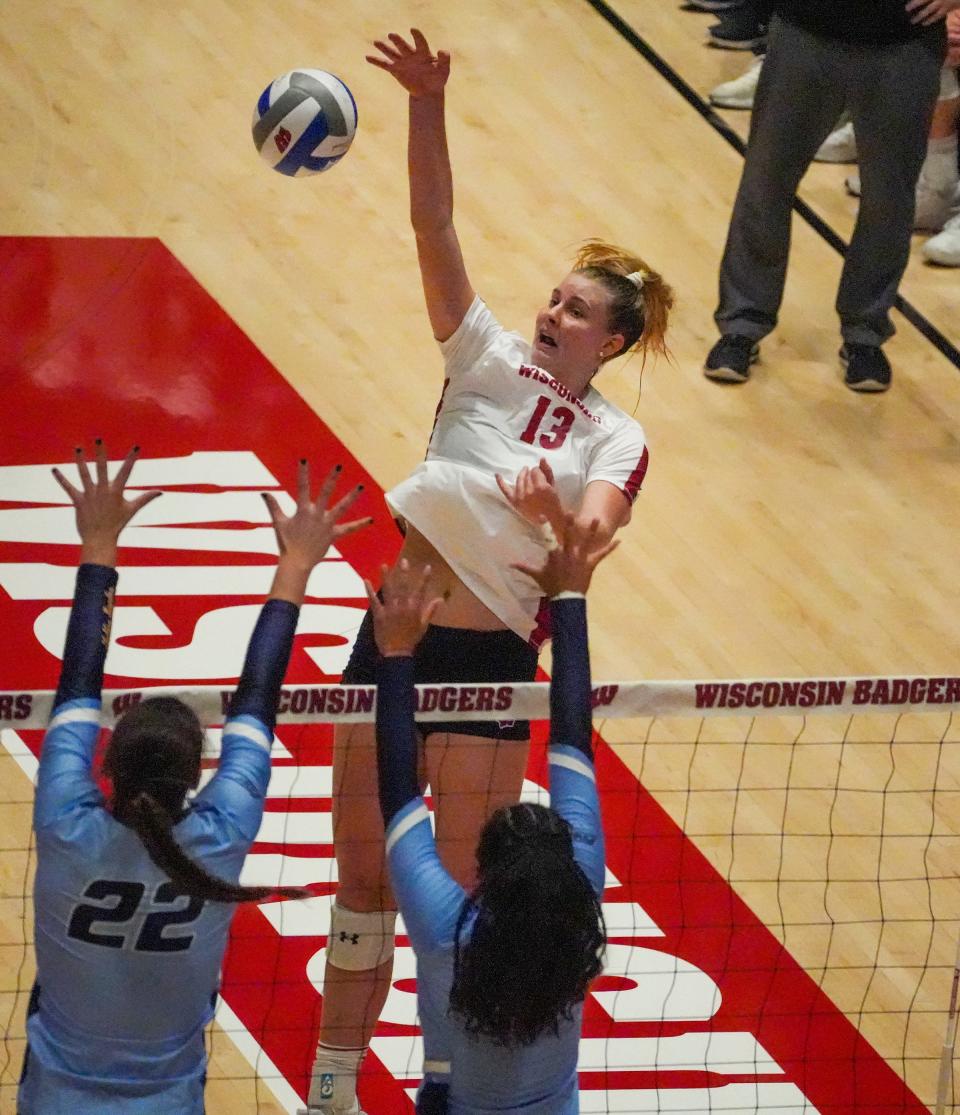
[366,558,443,658]
[513,513,619,598]
[497,458,563,532]
[52,441,161,566]
[263,460,369,571]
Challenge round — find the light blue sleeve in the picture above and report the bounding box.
[385,798,467,955]
[416,951,455,1092]
[548,744,605,898]
[34,697,104,832]
[191,713,272,845]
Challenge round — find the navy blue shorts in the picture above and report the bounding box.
[342,609,538,740]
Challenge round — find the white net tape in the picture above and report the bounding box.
[4,672,959,730]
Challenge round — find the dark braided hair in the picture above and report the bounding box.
[104,697,305,904]
[449,802,605,1048]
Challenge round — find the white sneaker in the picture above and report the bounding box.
[914,182,957,231]
[914,160,960,231]
[709,57,764,109]
[847,171,958,230]
[923,211,960,265]
[815,121,857,163]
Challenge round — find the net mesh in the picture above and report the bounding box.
[599,709,959,1112]
[1,693,958,1114]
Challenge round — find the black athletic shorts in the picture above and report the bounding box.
[342,608,539,740]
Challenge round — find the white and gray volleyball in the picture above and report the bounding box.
[253,69,357,177]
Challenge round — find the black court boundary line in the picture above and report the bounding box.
[582,0,960,370]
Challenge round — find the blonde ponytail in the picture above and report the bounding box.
[572,239,674,365]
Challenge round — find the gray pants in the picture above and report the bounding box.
[716,15,945,347]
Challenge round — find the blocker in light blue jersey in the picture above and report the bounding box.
[19,563,298,1115]
[376,594,605,1115]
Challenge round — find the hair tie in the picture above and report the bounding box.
[626,269,650,291]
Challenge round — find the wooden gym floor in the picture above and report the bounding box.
[1,0,958,1110]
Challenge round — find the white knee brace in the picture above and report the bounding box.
[940,64,959,102]
[325,903,397,971]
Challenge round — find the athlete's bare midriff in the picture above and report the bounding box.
[397,523,510,631]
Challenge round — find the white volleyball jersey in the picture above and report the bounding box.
[386,296,648,642]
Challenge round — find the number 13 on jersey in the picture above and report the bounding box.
[520,395,575,450]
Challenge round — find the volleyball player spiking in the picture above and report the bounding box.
[18,443,368,1115]
[306,29,674,1114]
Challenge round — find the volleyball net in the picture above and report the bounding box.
[1,674,958,1115]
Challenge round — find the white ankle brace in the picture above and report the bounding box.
[304,1043,365,1112]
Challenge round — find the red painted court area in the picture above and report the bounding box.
[0,236,931,1113]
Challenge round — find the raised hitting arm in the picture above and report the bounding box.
[367,28,475,342]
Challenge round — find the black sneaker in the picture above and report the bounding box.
[704,335,759,383]
[840,343,891,393]
[708,11,768,50]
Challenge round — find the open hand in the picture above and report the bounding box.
[512,513,618,597]
[263,461,370,572]
[496,458,563,529]
[53,441,161,566]
[905,0,960,25]
[365,559,443,657]
[366,29,450,97]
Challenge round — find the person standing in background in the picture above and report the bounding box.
[704,0,957,392]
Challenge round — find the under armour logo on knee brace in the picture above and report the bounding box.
[338,931,360,944]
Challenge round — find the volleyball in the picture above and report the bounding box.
[252,69,357,177]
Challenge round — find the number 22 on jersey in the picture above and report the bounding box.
[68,879,204,952]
